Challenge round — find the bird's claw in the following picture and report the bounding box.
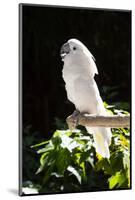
[66,110,80,130]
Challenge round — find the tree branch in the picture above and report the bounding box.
[66,113,130,129]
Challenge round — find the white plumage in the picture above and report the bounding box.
[61,38,112,158]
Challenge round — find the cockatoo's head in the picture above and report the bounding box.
[60,38,98,76]
[60,38,89,61]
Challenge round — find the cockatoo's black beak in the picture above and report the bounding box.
[60,42,70,59]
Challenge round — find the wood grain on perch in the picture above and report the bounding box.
[66,114,130,129]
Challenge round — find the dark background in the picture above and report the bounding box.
[22,4,131,139]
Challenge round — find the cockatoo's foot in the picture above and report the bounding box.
[66,109,80,130]
[66,110,91,130]
[72,109,80,117]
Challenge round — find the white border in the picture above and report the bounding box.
[0,0,134,199]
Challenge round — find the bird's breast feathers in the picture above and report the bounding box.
[62,66,103,113]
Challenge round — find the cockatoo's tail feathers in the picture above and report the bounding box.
[87,127,111,158]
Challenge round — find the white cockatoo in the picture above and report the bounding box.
[60,38,112,158]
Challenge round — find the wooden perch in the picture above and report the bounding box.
[66,113,130,129]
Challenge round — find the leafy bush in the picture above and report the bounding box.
[31,105,130,194]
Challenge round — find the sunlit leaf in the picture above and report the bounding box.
[109,171,127,189]
[31,140,49,148]
[80,162,86,178]
[36,165,44,174]
[40,152,49,166]
[37,145,54,154]
[67,166,81,184]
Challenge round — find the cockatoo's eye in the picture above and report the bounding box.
[73,46,77,51]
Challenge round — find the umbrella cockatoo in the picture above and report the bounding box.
[60,38,112,158]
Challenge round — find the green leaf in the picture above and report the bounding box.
[114,109,129,115]
[37,145,54,154]
[80,162,86,178]
[67,166,81,184]
[110,151,124,173]
[95,158,112,174]
[56,148,71,175]
[31,140,49,148]
[51,136,62,147]
[109,171,127,189]
[36,165,44,174]
[40,152,49,166]
[123,150,130,170]
[35,153,50,174]
[43,164,55,184]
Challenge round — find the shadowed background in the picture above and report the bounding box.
[21,4,131,183]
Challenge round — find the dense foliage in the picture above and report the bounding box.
[22,105,130,194]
